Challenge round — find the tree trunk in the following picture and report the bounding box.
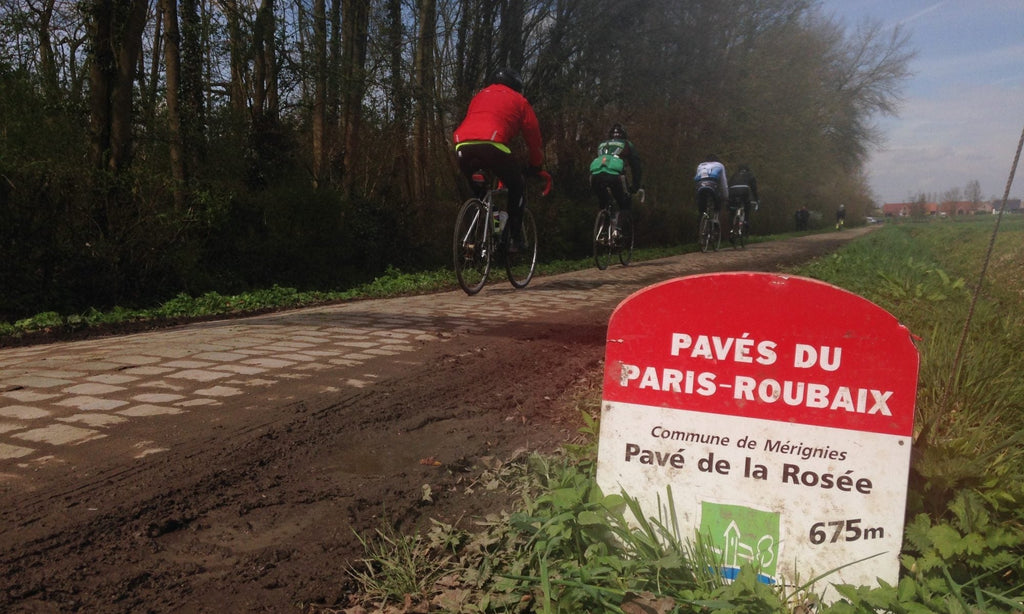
[311,0,327,188]
[87,0,149,176]
[33,0,60,97]
[254,0,278,121]
[381,0,411,197]
[411,0,437,200]
[180,0,206,170]
[340,0,370,194]
[145,2,165,125]
[246,0,279,188]
[385,0,407,129]
[454,0,496,106]
[220,0,248,117]
[497,0,524,70]
[161,0,187,210]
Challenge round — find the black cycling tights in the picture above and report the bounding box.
[696,186,721,216]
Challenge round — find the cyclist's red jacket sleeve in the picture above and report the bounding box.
[453,84,543,167]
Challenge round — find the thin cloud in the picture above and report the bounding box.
[896,1,946,26]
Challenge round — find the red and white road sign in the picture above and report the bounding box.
[596,273,919,597]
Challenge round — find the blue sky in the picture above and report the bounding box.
[818,0,1023,204]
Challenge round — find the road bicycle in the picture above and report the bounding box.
[452,170,551,295]
[698,207,721,253]
[728,200,758,250]
[593,188,644,270]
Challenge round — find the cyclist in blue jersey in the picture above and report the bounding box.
[694,154,728,219]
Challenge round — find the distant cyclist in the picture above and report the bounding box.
[589,123,642,229]
[728,164,760,232]
[835,203,846,229]
[453,68,545,251]
[694,154,728,220]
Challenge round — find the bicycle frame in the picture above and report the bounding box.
[593,187,642,270]
[453,170,550,295]
[698,208,721,253]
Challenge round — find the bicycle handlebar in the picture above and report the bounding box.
[636,188,646,204]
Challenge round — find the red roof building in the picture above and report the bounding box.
[882,200,1003,216]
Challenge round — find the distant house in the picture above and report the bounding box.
[941,201,976,215]
[882,202,937,217]
[993,198,1022,213]
[881,200,1016,217]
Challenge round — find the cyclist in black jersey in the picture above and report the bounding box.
[728,164,760,233]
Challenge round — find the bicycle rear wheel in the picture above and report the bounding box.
[617,210,634,266]
[736,211,746,249]
[593,209,613,270]
[731,211,746,250]
[453,199,491,295]
[711,218,721,251]
[505,208,537,288]
[698,215,713,253]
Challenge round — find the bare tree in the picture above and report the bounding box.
[965,179,982,207]
[822,17,915,169]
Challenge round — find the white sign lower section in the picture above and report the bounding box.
[597,399,910,590]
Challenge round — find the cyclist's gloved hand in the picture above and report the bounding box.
[524,165,542,177]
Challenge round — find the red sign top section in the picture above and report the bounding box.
[603,273,919,436]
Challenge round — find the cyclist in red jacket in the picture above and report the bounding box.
[454,68,544,250]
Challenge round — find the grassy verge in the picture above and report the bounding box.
[0,237,738,344]
[342,218,1024,613]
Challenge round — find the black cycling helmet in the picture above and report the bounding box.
[491,67,523,93]
[609,123,627,139]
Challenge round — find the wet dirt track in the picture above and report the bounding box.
[0,229,872,612]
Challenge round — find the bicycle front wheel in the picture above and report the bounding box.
[505,208,537,289]
[453,199,491,295]
[617,210,634,266]
[593,209,613,270]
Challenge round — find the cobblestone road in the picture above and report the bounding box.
[0,230,868,473]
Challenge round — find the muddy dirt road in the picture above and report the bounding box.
[0,229,871,612]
